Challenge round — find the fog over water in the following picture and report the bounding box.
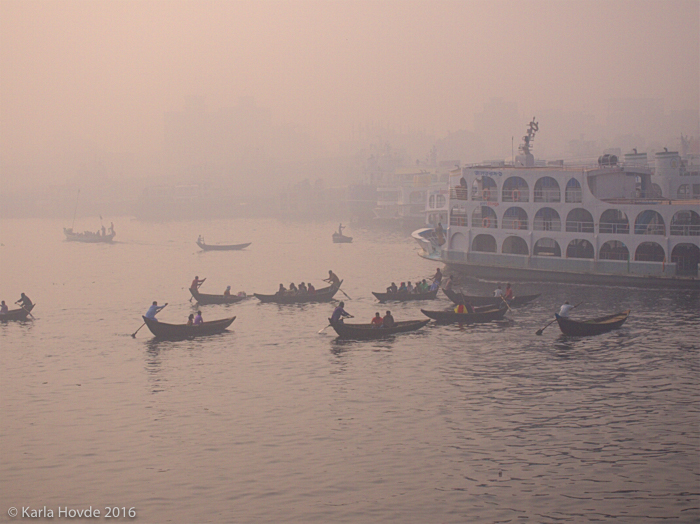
[1,0,698,197]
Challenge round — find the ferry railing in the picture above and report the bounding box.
[565,190,583,203]
[450,188,470,200]
[565,220,595,233]
[533,189,561,203]
[470,189,498,202]
[501,189,530,203]
[670,224,700,236]
[533,219,562,231]
[599,222,630,234]
[502,218,529,230]
[449,214,468,226]
[634,224,666,235]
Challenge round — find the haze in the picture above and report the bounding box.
[1,0,698,196]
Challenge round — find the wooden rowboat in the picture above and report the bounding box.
[196,240,251,251]
[1,303,35,321]
[420,306,507,323]
[189,288,247,305]
[371,288,439,302]
[555,310,630,336]
[332,233,353,243]
[442,288,540,307]
[329,318,429,339]
[254,281,342,304]
[142,315,236,339]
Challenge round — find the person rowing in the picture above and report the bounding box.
[190,276,206,290]
[145,301,167,322]
[504,283,514,301]
[16,293,33,310]
[330,301,353,324]
[558,301,575,318]
[324,270,341,286]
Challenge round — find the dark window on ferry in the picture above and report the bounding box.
[565,178,582,203]
[566,239,594,259]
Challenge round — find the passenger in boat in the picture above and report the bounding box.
[307,283,316,294]
[190,276,206,290]
[558,301,574,318]
[454,298,474,314]
[407,281,414,293]
[16,293,33,309]
[331,301,352,324]
[433,268,443,285]
[298,282,308,293]
[429,280,439,291]
[398,282,407,293]
[443,275,454,291]
[224,286,231,296]
[186,314,194,326]
[194,311,204,325]
[145,301,167,321]
[382,310,395,328]
[386,282,398,294]
[0,301,8,315]
[324,270,341,286]
[289,283,298,294]
[504,283,514,301]
[277,284,287,295]
[371,312,383,328]
[493,285,504,298]
[422,279,430,292]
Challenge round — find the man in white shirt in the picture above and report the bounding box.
[493,285,504,298]
[558,301,574,317]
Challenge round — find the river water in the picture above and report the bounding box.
[1,217,698,523]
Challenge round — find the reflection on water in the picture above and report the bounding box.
[0,217,698,523]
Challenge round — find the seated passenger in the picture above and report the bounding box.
[382,310,395,328]
[224,286,231,296]
[186,314,194,325]
[194,311,204,325]
[386,282,398,294]
[277,284,287,295]
[307,283,316,294]
[371,312,383,328]
[398,282,407,293]
[298,282,308,294]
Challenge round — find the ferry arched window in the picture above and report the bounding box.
[566,239,594,259]
[566,208,594,233]
[670,210,700,236]
[565,178,582,203]
[533,238,561,257]
[502,236,529,256]
[599,240,629,261]
[534,177,560,203]
[599,209,629,234]
[472,206,497,228]
[677,184,691,199]
[429,195,435,208]
[503,206,528,230]
[634,210,665,235]
[533,207,561,231]
[502,176,529,202]
[449,206,468,226]
[435,194,446,208]
[472,234,497,253]
[671,243,700,276]
[635,242,665,262]
[450,232,469,251]
[471,176,497,201]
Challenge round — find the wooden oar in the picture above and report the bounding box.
[339,288,352,300]
[536,302,582,336]
[132,304,167,338]
[21,304,35,319]
[500,296,512,312]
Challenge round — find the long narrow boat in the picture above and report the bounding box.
[420,306,507,324]
[197,240,251,251]
[442,288,540,308]
[0,303,35,321]
[142,315,236,339]
[329,319,429,339]
[64,227,115,243]
[254,281,343,304]
[332,233,353,243]
[189,288,247,305]
[371,288,439,302]
[555,310,630,336]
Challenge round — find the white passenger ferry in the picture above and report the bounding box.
[413,120,700,287]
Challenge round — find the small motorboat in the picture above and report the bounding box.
[328,319,429,339]
[142,315,236,339]
[555,310,630,336]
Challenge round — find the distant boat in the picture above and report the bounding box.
[555,310,630,336]
[371,289,439,302]
[1,303,35,321]
[254,281,342,304]
[328,319,429,339]
[332,232,353,243]
[196,239,251,251]
[442,288,541,308]
[189,288,247,305]
[420,306,507,323]
[64,227,115,243]
[142,315,236,339]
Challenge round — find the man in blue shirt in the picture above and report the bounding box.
[145,301,167,321]
[330,301,353,323]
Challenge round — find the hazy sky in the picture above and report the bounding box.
[1,0,698,177]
